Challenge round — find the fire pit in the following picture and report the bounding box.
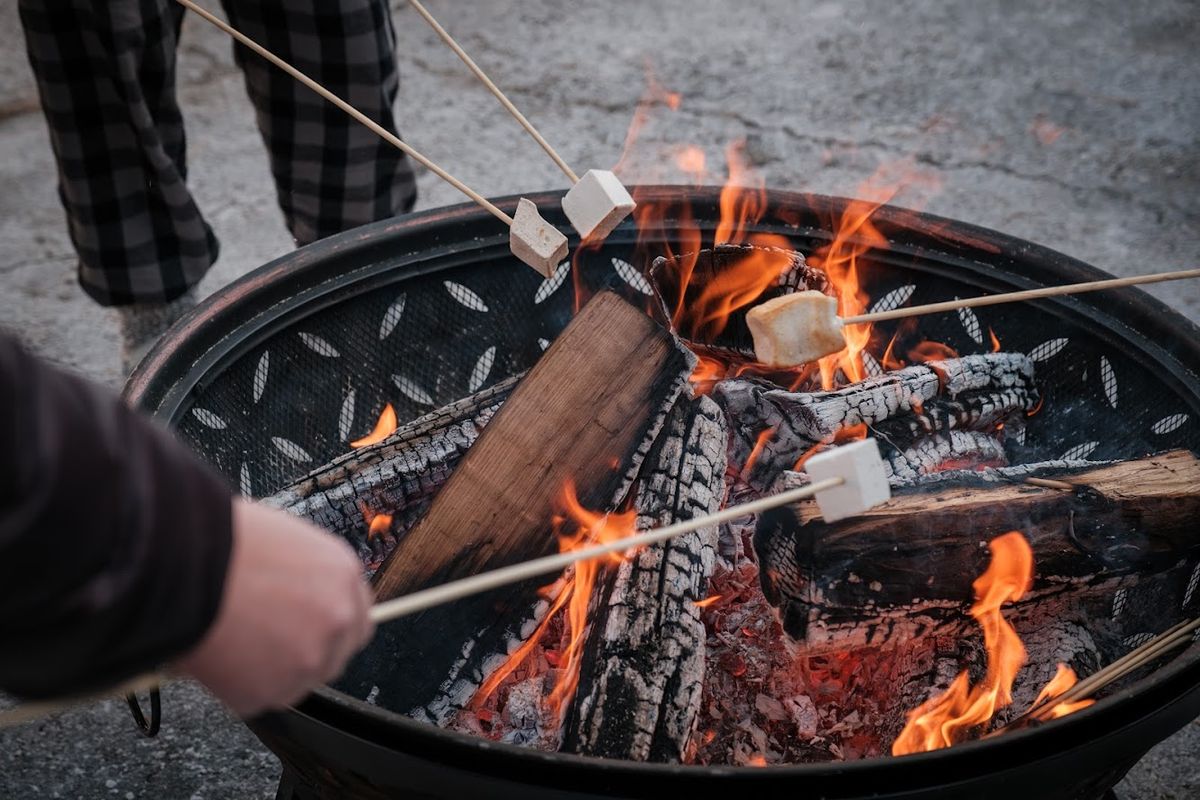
[126,187,1200,799]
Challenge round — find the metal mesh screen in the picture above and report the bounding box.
[173,244,1200,498]
[163,214,1200,688]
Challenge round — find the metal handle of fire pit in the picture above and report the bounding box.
[124,687,161,737]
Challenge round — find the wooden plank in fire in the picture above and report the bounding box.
[337,290,696,713]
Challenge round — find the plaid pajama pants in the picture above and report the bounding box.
[19,0,417,307]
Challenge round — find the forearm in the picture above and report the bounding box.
[0,333,233,697]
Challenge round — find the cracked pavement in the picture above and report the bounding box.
[0,0,1197,797]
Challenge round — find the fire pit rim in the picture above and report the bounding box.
[264,639,1200,783]
[126,186,1200,416]
[123,187,1200,791]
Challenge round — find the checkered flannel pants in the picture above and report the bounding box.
[19,0,417,306]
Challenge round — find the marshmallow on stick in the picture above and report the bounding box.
[405,1,636,241]
[0,439,890,728]
[748,268,1200,367]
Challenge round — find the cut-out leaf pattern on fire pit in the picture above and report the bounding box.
[379,294,407,340]
[534,262,570,304]
[445,280,490,312]
[1153,413,1190,434]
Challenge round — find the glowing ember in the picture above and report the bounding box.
[367,512,393,541]
[740,426,777,480]
[350,403,398,448]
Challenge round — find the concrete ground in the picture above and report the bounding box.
[0,0,1196,796]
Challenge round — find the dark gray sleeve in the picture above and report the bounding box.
[0,333,233,698]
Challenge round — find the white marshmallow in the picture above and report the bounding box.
[746,290,846,367]
[804,438,891,522]
[509,197,569,277]
[561,169,636,241]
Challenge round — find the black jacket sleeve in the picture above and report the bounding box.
[0,333,233,698]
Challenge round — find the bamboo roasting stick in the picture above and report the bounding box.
[0,476,846,728]
[368,476,843,623]
[842,268,1200,325]
[175,0,572,276]
[406,0,578,183]
[995,616,1200,735]
[402,0,636,241]
[175,0,511,225]
[749,268,1200,367]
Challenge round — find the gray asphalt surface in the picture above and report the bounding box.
[0,0,1197,797]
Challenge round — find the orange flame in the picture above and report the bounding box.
[683,233,796,342]
[694,594,723,609]
[793,422,868,470]
[811,175,898,388]
[989,327,1002,353]
[350,403,398,448]
[893,532,1096,755]
[546,484,639,714]
[674,145,708,181]
[892,531,1031,755]
[471,582,571,710]
[908,341,960,363]
[367,513,393,541]
[740,426,776,480]
[468,485,638,716]
[1033,664,1096,720]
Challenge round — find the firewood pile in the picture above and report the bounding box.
[264,245,1200,766]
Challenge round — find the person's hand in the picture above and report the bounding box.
[174,498,374,716]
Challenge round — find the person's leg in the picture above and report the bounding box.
[221,0,417,245]
[18,0,215,371]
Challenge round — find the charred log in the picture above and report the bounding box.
[884,430,1010,482]
[713,353,1038,490]
[563,395,728,762]
[755,450,1200,652]
[265,377,519,571]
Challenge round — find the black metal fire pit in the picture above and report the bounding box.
[126,188,1200,800]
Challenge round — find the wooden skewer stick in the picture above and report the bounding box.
[402,1,636,242]
[749,268,1200,367]
[842,268,1200,325]
[175,0,512,226]
[369,476,843,623]
[0,475,850,728]
[406,0,579,183]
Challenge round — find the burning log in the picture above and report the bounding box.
[755,450,1200,653]
[265,377,519,570]
[713,353,1039,490]
[337,291,696,714]
[648,244,831,360]
[563,395,728,762]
